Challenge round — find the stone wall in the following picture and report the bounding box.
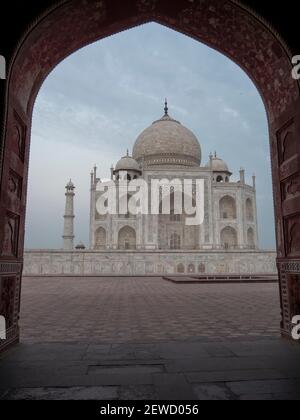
[23,250,277,276]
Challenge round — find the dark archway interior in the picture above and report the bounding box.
[0,0,300,355]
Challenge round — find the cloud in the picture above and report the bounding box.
[222,106,240,119]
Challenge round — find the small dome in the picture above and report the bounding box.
[115,153,141,173]
[207,154,230,173]
[66,179,75,190]
[132,101,201,167]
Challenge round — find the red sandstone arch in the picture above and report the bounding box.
[1,0,300,351]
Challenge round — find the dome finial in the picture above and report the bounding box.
[164,98,168,116]
[126,149,129,157]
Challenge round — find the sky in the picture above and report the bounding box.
[25,22,276,249]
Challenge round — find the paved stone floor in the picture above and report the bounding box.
[20,276,281,342]
[1,276,300,400]
[1,338,300,400]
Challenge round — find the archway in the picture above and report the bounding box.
[94,227,107,250]
[158,191,198,250]
[188,263,195,274]
[220,195,237,219]
[177,263,185,274]
[246,198,254,221]
[118,226,136,250]
[247,227,255,248]
[0,0,300,351]
[221,226,238,249]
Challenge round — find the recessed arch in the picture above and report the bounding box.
[220,195,237,219]
[247,227,255,248]
[246,198,254,222]
[221,226,238,249]
[177,263,185,274]
[188,263,195,274]
[118,226,136,250]
[283,132,297,162]
[94,226,107,250]
[198,263,206,274]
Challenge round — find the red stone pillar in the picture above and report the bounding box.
[0,97,31,351]
[270,98,300,338]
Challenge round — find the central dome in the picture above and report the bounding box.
[132,102,201,167]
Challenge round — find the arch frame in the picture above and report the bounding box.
[220,225,239,249]
[0,0,300,351]
[94,226,107,250]
[219,195,237,220]
[247,226,255,249]
[117,225,137,250]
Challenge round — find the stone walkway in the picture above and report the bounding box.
[20,276,281,342]
[1,276,299,400]
[0,338,300,400]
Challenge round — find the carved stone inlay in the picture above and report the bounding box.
[284,214,300,257]
[2,213,20,258]
[281,261,300,273]
[8,170,22,200]
[12,111,26,162]
[278,269,290,333]
[0,262,22,275]
[288,274,300,318]
[289,223,300,256]
[282,132,297,163]
[282,174,300,201]
[280,158,298,182]
[198,263,206,273]
[277,119,296,163]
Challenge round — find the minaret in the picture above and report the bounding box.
[63,180,75,250]
[252,173,256,189]
[239,168,245,184]
[209,152,213,169]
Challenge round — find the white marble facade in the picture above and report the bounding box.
[23,250,277,276]
[90,103,259,253]
[25,103,276,277]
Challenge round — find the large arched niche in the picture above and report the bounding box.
[94,227,107,250]
[1,0,300,351]
[221,226,238,249]
[118,226,137,250]
[220,196,237,220]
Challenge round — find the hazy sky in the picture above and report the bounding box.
[25,22,276,249]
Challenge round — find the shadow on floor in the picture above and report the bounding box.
[0,336,300,400]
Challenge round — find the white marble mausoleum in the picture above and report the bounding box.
[24,102,277,276]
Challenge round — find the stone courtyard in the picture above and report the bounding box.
[20,276,280,342]
[1,276,300,400]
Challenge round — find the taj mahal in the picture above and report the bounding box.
[24,101,277,276]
